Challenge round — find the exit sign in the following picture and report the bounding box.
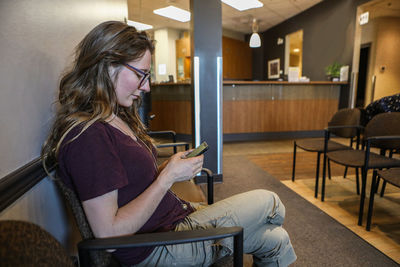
[360,12,369,25]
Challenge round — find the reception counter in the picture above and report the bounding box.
[149,81,348,140]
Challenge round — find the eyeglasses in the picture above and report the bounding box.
[124,63,151,88]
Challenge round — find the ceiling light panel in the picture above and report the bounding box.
[153,6,191,22]
[221,0,263,11]
[127,20,153,31]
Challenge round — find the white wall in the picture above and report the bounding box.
[0,0,127,252]
[373,17,400,100]
[154,28,180,82]
[360,17,400,104]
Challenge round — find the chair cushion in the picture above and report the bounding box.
[296,139,351,153]
[377,168,400,188]
[328,150,400,169]
[0,220,75,267]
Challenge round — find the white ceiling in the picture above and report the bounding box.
[127,0,322,34]
[360,0,400,19]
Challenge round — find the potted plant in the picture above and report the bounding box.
[325,62,342,81]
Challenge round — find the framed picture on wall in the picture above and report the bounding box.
[268,58,280,79]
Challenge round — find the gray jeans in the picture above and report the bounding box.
[135,189,296,267]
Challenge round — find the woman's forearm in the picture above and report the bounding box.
[83,171,172,238]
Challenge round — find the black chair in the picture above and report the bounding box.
[321,112,400,227]
[367,168,400,231]
[292,108,361,198]
[0,220,76,267]
[378,149,400,196]
[54,169,243,267]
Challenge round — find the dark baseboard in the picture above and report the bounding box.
[223,130,324,142]
[178,131,324,144]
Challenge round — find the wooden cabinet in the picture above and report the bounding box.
[222,36,252,80]
[176,37,190,58]
[176,35,191,81]
[175,35,252,81]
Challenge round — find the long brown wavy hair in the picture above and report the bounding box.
[41,21,155,169]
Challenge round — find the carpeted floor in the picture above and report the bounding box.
[215,155,398,266]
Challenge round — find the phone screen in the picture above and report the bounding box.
[185,141,209,158]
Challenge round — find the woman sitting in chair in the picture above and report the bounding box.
[42,21,296,267]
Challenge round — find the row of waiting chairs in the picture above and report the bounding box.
[292,109,400,231]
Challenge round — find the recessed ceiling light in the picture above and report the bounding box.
[221,0,263,11]
[293,48,300,53]
[127,20,153,31]
[153,6,191,22]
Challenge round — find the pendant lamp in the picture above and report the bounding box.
[249,18,261,48]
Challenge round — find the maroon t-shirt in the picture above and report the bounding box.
[57,121,194,265]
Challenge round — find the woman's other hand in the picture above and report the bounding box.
[158,151,204,188]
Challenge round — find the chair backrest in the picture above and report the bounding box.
[0,220,75,267]
[54,178,112,267]
[365,93,400,124]
[137,92,152,128]
[328,108,361,138]
[365,112,400,150]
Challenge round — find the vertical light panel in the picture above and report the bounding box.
[194,56,201,147]
[217,56,222,173]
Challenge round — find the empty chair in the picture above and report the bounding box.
[367,168,400,231]
[292,108,361,198]
[321,112,400,226]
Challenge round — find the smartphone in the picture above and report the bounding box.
[185,141,209,158]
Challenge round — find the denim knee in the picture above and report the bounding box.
[253,226,295,266]
[251,189,286,225]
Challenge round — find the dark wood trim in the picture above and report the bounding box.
[223,81,348,85]
[152,81,348,86]
[0,158,55,212]
[178,131,325,142]
[223,130,325,142]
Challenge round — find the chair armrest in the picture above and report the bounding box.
[78,227,243,267]
[201,168,214,204]
[148,130,177,143]
[201,168,213,177]
[156,142,189,150]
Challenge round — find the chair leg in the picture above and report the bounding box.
[374,177,380,194]
[366,170,378,231]
[292,142,297,182]
[380,181,387,197]
[355,168,360,195]
[328,159,332,180]
[173,134,177,154]
[321,153,329,202]
[344,166,348,178]
[314,152,321,198]
[358,168,368,226]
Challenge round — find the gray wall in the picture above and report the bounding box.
[0,0,127,252]
[253,0,370,81]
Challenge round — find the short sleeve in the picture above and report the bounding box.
[60,123,129,201]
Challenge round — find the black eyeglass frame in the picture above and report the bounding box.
[124,63,151,88]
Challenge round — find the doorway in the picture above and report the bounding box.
[356,44,370,107]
